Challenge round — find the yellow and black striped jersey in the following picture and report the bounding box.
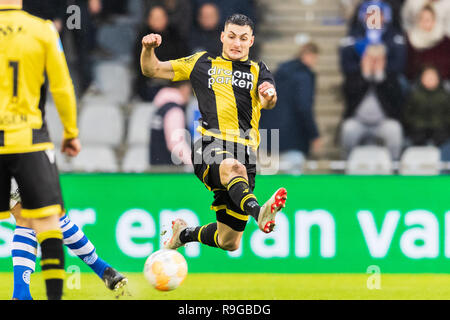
[170,51,275,150]
[0,4,78,154]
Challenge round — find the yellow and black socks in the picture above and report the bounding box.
[227,176,261,221]
[180,223,220,248]
[37,230,65,300]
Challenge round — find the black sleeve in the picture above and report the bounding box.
[257,61,275,88]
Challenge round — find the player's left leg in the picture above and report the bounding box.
[165,190,248,252]
[219,158,287,233]
[219,158,261,223]
[165,219,244,252]
[173,186,287,251]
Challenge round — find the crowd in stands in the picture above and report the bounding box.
[22,0,449,174]
[337,0,450,169]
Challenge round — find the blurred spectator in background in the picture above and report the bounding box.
[384,0,405,28]
[260,42,321,174]
[402,0,450,37]
[99,0,128,18]
[340,45,404,160]
[23,0,101,97]
[403,66,450,149]
[189,2,222,55]
[192,0,257,27]
[405,4,450,82]
[22,0,66,32]
[347,0,405,34]
[191,0,259,58]
[144,0,193,42]
[340,0,407,76]
[71,0,102,97]
[340,0,363,21]
[134,5,188,101]
[150,82,193,166]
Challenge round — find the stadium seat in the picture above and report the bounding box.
[45,102,64,145]
[399,146,441,175]
[96,21,136,61]
[79,104,125,147]
[71,146,119,172]
[346,146,393,175]
[94,62,132,105]
[127,103,156,146]
[55,151,73,173]
[279,150,305,175]
[127,0,145,23]
[122,146,150,173]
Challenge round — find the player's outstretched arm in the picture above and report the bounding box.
[141,33,175,80]
[258,82,277,110]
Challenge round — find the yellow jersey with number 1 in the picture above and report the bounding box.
[0,4,78,154]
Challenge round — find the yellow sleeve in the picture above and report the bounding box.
[169,51,206,81]
[44,21,79,140]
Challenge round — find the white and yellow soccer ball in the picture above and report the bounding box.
[144,249,188,291]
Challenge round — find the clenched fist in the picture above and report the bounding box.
[142,33,162,50]
[258,81,276,101]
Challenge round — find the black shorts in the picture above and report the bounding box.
[0,150,64,219]
[192,137,257,232]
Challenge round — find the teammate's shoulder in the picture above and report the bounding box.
[21,10,49,26]
[193,50,211,61]
[21,12,57,35]
[176,51,208,64]
[254,60,271,72]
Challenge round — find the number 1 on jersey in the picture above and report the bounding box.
[9,60,19,101]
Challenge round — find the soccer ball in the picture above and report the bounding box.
[144,249,188,291]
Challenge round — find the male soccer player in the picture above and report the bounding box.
[9,179,128,300]
[1,0,77,299]
[140,14,287,252]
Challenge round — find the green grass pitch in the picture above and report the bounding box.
[1,273,450,300]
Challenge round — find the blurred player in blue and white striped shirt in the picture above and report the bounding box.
[9,179,127,300]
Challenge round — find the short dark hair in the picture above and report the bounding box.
[224,13,255,32]
[300,42,320,56]
[420,64,442,79]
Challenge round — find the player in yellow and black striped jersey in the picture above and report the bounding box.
[0,0,81,300]
[141,13,287,254]
[170,50,274,149]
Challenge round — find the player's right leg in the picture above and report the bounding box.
[206,139,287,233]
[219,158,287,234]
[10,204,37,300]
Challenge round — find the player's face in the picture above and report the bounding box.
[221,24,254,61]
